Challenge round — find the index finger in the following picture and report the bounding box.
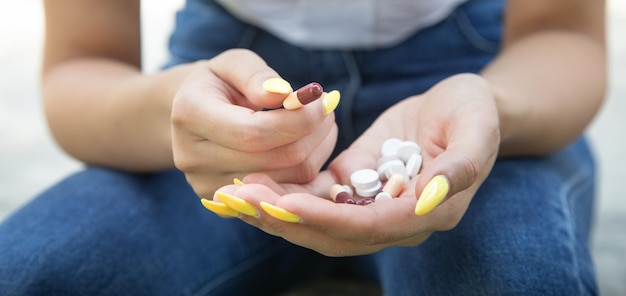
[208,49,290,109]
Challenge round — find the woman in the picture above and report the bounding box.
[0,0,605,294]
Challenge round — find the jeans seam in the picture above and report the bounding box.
[339,51,362,143]
[559,167,593,296]
[237,26,259,49]
[451,9,499,54]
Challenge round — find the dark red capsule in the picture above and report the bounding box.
[335,191,351,204]
[283,82,323,109]
[295,82,323,105]
[356,198,375,206]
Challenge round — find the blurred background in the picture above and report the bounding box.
[0,1,624,294]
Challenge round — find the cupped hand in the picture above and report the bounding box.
[209,73,500,256]
[171,49,339,199]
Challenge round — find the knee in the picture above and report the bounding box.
[0,225,99,295]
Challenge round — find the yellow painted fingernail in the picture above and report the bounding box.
[215,191,259,217]
[414,175,450,216]
[260,201,302,223]
[201,199,241,218]
[322,90,341,115]
[262,78,292,94]
[233,178,245,186]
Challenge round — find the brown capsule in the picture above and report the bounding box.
[282,82,323,110]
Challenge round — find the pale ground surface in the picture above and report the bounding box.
[0,1,624,294]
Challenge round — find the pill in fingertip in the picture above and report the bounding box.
[282,82,324,110]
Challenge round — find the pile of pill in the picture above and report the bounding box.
[329,138,423,205]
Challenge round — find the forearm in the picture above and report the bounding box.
[481,30,606,157]
[43,57,200,171]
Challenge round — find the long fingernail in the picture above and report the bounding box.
[414,175,449,216]
[201,199,241,218]
[322,90,341,115]
[259,201,302,223]
[215,191,259,217]
[262,78,292,94]
[233,178,245,186]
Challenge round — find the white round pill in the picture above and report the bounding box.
[405,153,422,178]
[397,141,421,163]
[355,181,382,198]
[375,191,393,202]
[376,154,400,168]
[377,159,404,181]
[381,138,403,157]
[342,185,354,196]
[384,163,408,182]
[350,169,380,190]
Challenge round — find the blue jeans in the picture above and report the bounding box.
[0,0,598,295]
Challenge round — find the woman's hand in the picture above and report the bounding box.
[209,73,500,256]
[171,49,339,199]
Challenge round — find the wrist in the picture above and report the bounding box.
[486,81,530,157]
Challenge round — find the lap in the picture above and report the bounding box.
[376,137,598,295]
[0,168,368,295]
[0,138,598,295]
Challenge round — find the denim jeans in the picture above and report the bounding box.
[0,0,598,295]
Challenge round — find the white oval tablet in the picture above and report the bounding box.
[355,181,382,197]
[405,153,423,177]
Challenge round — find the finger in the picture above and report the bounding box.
[185,111,336,173]
[186,94,337,156]
[208,49,290,109]
[253,123,337,184]
[263,189,429,247]
[216,181,431,255]
[232,184,386,256]
[243,170,338,198]
[413,122,499,216]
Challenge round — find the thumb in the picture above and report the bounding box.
[413,141,497,216]
[208,49,291,109]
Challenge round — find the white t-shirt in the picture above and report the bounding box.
[215,0,468,49]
